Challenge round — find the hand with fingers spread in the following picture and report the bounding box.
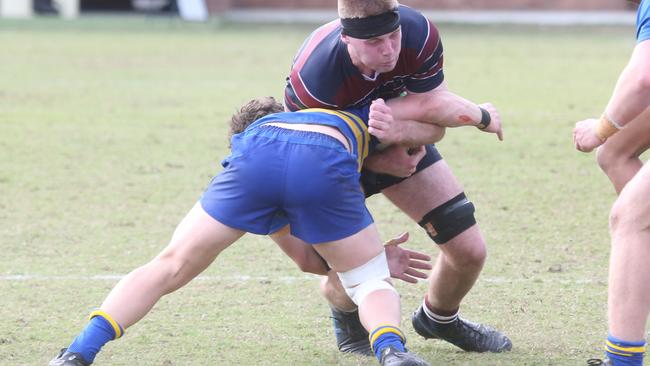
[384,232,432,284]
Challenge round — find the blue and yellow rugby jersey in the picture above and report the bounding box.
[637,0,650,42]
[246,106,371,171]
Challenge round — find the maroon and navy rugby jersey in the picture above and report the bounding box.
[285,5,444,111]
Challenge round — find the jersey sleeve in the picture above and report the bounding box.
[637,0,650,43]
[403,14,445,93]
[284,21,343,111]
[284,68,338,111]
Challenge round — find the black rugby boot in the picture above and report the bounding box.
[379,346,430,366]
[587,359,612,366]
[411,304,512,353]
[330,307,372,355]
[48,348,90,366]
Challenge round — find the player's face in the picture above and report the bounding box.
[349,28,402,73]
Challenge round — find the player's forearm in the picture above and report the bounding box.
[423,90,484,128]
[395,119,446,146]
[392,88,483,128]
[605,42,650,128]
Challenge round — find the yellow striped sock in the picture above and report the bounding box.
[89,310,124,339]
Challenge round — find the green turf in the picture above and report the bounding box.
[0,16,641,365]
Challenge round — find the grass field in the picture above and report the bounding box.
[0,16,643,365]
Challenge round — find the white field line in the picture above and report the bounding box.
[0,274,604,285]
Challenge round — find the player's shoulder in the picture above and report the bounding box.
[399,5,440,47]
[293,20,345,79]
[298,20,342,62]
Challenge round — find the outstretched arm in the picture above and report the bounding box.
[574,40,650,152]
[370,82,503,146]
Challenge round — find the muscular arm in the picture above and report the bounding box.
[392,82,483,127]
[574,40,650,152]
[605,40,650,127]
[381,82,485,129]
[371,82,503,147]
[386,118,446,146]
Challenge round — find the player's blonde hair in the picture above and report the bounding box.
[338,0,399,18]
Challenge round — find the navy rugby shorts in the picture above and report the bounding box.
[361,144,442,197]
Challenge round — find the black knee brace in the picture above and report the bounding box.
[418,192,476,244]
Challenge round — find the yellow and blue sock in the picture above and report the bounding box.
[369,325,406,360]
[67,310,124,364]
[605,334,645,366]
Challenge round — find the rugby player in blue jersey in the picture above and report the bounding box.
[281,0,510,355]
[574,1,650,365]
[48,97,442,366]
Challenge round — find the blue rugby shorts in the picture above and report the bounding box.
[200,125,373,244]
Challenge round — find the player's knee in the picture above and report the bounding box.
[319,272,340,299]
[418,192,477,244]
[320,272,357,311]
[609,196,648,235]
[596,145,619,174]
[337,251,396,307]
[455,242,487,269]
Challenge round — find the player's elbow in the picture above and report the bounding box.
[430,126,446,143]
[293,252,329,275]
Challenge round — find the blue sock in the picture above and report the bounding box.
[605,334,645,366]
[67,312,123,364]
[370,325,406,360]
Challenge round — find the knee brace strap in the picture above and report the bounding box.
[418,192,476,244]
[337,250,396,306]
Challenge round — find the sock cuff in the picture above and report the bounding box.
[607,335,646,348]
[422,299,458,324]
[369,325,405,350]
[89,310,124,339]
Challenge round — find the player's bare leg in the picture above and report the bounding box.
[49,203,244,366]
[596,107,650,193]
[601,163,650,365]
[313,224,429,365]
[382,161,511,352]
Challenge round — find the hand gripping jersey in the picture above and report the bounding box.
[284,5,445,111]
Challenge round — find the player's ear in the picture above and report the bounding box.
[340,34,351,45]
